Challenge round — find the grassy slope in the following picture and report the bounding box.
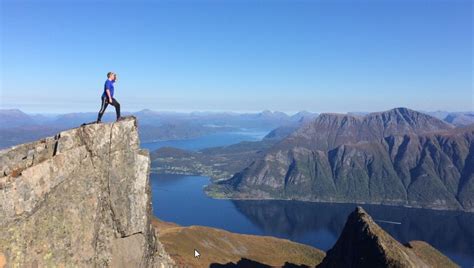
[151,218,325,267]
[406,241,459,268]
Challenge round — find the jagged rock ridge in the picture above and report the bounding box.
[0,117,173,267]
[318,207,458,268]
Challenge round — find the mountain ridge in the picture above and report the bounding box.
[279,107,454,151]
[209,108,474,212]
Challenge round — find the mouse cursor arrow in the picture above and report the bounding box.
[194,249,200,258]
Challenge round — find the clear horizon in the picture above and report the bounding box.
[1,0,473,113]
[2,106,473,116]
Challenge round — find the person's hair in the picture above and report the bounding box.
[107,72,115,78]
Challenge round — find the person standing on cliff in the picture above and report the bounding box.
[97,72,123,123]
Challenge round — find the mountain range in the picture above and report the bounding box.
[208,108,474,212]
[0,109,316,149]
[3,108,473,149]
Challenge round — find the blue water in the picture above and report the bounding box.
[150,174,474,267]
[141,130,269,152]
[144,131,474,267]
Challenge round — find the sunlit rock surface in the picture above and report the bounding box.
[0,116,173,267]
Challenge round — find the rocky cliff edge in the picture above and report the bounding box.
[0,116,173,267]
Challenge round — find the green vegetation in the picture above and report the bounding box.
[212,109,474,212]
[406,241,459,268]
[150,140,277,181]
[152,108,474,212]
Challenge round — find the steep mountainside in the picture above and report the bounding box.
[210,108,474,211]
[0,117,173,267]
[317,207,458,268]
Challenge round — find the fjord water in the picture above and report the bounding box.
[144,132,474,267]
[150,174,474,267]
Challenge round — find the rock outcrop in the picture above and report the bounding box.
[0,117,173,267]
[317,207,458,268]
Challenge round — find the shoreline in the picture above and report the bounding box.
[150,171,473,214]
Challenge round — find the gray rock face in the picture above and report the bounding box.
[0,117,173,267]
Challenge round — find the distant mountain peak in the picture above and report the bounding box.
[0,108,37,128]
[392,106,413,113]
[0,108,29,116]
[292,110,312,117]
[136,108,158,115]
[378,107,424,118]
[365,107,430,119]
[300,107,453,145]
[260,110,287,115]
[0,108,25,113]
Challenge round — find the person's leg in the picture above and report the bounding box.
[111,98,121,120]
[97,97,109,122]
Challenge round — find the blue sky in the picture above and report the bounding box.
[1,0,472,113]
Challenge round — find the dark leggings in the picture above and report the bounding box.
[97,97,121,121]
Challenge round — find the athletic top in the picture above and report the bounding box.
[102,79,115,99]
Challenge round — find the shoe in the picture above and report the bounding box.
[96,120,102,124]
[116,117,125,122]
